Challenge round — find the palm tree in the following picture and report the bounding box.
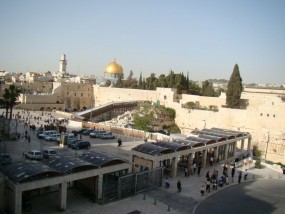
[3,85,21,120]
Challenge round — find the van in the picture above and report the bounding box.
[56,133,75,145]
[38,130,58,139]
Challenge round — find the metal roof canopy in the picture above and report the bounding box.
[152,141,190,151]
[198,134,226,143]
[192,130,234,140]
[132,143,174,156]
[186,136,215,145]
[79,151,127,167]
[42,155,97,174]
[173,139,206,148]
[0,161,60,183]
[210,128,246,138]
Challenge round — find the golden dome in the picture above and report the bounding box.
[104,60,123,74]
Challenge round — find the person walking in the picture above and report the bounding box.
[244,169,248,180]
[200,185,205,196]
[117,138,122,147]
[184,167,188,177]
[197,163,202,176]
[238,171,242,184]
[165,177,170,188]
[210,156,214,166]
[177,180,182,193]
[206,179,211,193]
[193,162,197,174]
[231,167,236,182]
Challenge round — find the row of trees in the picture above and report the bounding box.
[114,64,243,106]
[115,70,223,97]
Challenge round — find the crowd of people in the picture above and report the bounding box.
[164,157,251,197]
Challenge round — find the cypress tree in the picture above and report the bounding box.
[226,64,243,108]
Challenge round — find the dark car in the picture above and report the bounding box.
[82,129,94,135]
[67,139,83,147]
[71,141,91,150]
[77,128,88,134]
[0,153,12,165]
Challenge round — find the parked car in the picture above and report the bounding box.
[90,130,106,138]
[89,130,98,138]
[38,130,58,139]
[45,133,61,141]
[100,132,115,139]
[82,129,94,135]
[43,149,57,159]
[0,153,12,165]
[77,128,88,134]
[71,141,91,150]
[56,133,75,144]
[67,139,83,147]
[23,150,43,160]
[95,130,107,138]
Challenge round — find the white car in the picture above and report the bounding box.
[43,149,57,159]
[38,130,58,139]
[23,150,43,160]
[45,133,61,141]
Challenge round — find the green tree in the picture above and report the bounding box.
[167,70,175,88]
[188,81,201,95]
[146,73,157,90]
[115,76,123,88]
[3,84,22,119]
[158,74,168,88]
[201,80,215,97]
[226,64,243,108]
[138,73,143,89]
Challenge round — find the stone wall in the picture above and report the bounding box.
[93,86,285,163]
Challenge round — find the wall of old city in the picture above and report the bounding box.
[53,82,94,111]
[93,86,285,163]
[93,86,178,107]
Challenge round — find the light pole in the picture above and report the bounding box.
[202,120,206,129]
[265,131,270,160]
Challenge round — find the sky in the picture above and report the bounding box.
[0,0,284,84]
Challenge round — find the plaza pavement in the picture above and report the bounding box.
[1,110,285,214]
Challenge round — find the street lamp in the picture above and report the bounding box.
[265,132,270,160]
[202,120,206,129]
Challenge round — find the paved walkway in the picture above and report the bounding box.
[1,110,285,214]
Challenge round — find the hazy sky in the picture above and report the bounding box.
[0,0,284,84]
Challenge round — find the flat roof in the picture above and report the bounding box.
[0,161,60,183]
[79,151,127,167]
[132,143,174,156]
[42,155,97,174]
[151,141,190,151]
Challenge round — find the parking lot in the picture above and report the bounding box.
[0,109,144,164]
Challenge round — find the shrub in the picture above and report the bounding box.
[252,145,262,157]
[255,159,263,169]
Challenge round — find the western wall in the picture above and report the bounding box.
[93,86,285,164]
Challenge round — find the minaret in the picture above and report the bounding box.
[59,53,67,74]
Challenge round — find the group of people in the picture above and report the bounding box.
[164,177,182,193]
[200,163,249,196]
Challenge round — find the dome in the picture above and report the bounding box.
[104,60,123,74]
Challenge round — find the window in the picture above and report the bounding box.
[67,92,69,95]
[267,114,269,117]
[273,114,275,118]
[164,95,167,100]
[81,93,83,97]
[74,93,76,96]
[260,113,263,116]
[272,102,274,105]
